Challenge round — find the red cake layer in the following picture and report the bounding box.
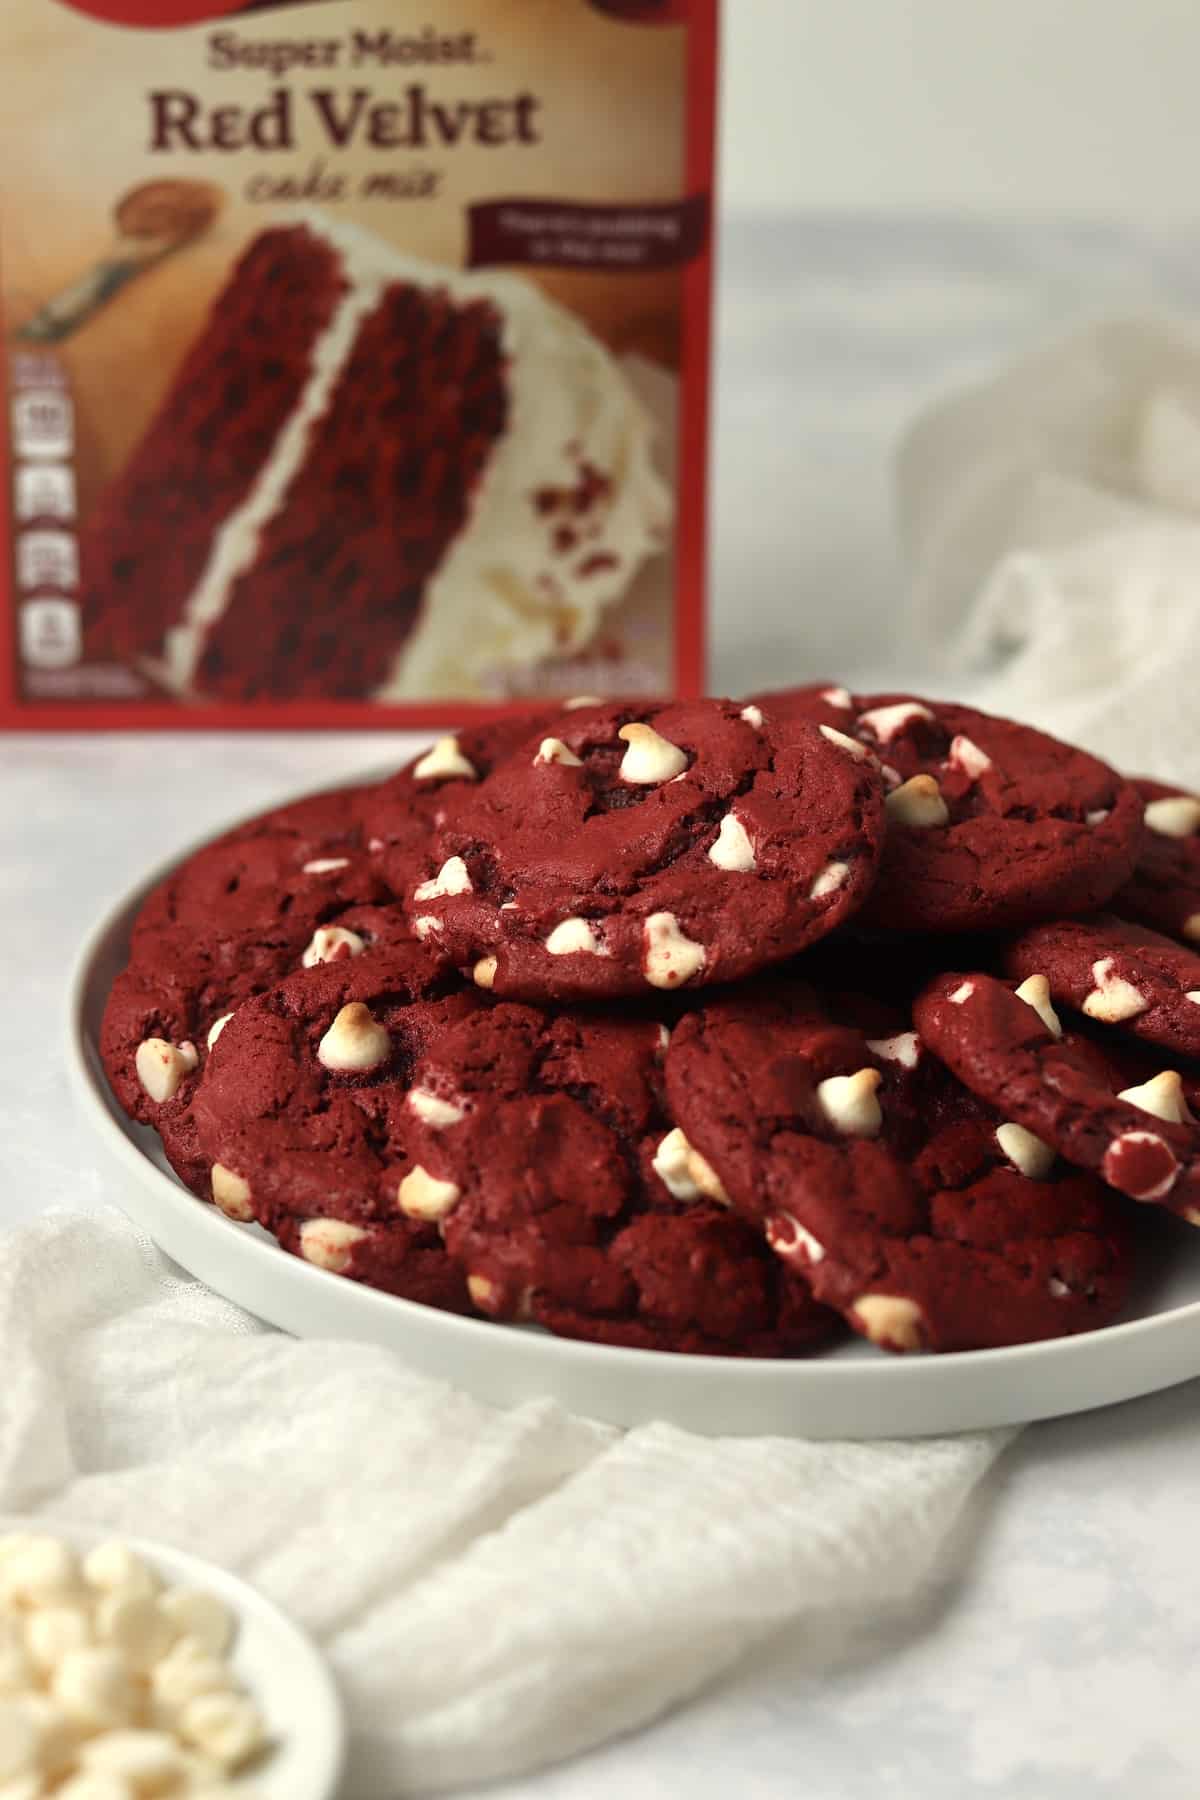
[192,280,509,700]
[81,225,346,668]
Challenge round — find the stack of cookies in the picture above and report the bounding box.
[101,688,1200,1358]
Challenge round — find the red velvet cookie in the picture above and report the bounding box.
[102,902,422,1194]
[916,970,1200,1225]
[663,983,1133,1353]
[747,690,1142,933]
[403,697,886,1001]
[195,963,834,1350]
[397,999,836,1353]
[132,782,388,953]
[1006,914,1200,1060]
[1109,778,1200,947]
[533,1207,840,1357]
[356,710,557,898]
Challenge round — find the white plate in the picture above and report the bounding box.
[67,814,1200,1441]
[0,1512,344,1799]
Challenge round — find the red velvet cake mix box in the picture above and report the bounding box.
[0,0,715,727]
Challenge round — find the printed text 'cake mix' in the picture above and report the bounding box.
[0,0,715,726]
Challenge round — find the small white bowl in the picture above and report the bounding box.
[0,1514,345,1799]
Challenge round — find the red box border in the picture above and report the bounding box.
[0,0,717,730]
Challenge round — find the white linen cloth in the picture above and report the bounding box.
[898,315,1200,773]
[7,313,1193,1798]
[0,1210,1002,1796]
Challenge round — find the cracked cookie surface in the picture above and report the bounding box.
[663,981,1133,1352]
[750,688,1143,932]
[916,969,1200,1224]
[401,697,886,1001]
[1006,914,1200,1060]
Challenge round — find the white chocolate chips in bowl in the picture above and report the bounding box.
[0,1522,344,1799]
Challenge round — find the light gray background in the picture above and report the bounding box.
[5,3,1200,1795]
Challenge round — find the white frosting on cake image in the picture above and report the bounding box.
[157,211,673,701]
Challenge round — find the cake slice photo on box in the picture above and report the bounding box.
[79,211,674,705]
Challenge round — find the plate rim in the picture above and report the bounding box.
[64,791,1200,1441]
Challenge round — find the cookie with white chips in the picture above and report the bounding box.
[916,968,1200,1227]
[400,697,886,1001]
[1006,913,1200,1061]
[663,980,1133,1354]
[752,688,1144,933]
[1111,777,1200,947]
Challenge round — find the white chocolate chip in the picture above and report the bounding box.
[816,1068,883,1138]
[809,860,849,899]
[297,1218,368,1273]
[210,1164,252,1223]
[1,1538,80,1607]
[78,1729,186,1789]
[1086,809,1110,827]
[301,925,366,968]
[1117,1069,1194,1126]
[852,1294,927,1352]
[765,1212,826,1263]
[414,856,472,902]
[819,724,869,761]
[1048,1277,1072,1299]
[948,980,976,1005]
[739,704,764,728]
[1014,973,1064,1037]
[642,912,706,989]
[563,694,603,710]
[1188,992,1200,1005]
[617,722,688,784]
[177,1692,266,1771]
[467,1273,500,1311]
[301,857,349,875]
[472,956,498,990]
[651,1127,729,1206]
[948,734,993,780]
[413,916,442,940]
[0,1696,61,1785]
[25,1605,90,1676]
[397,1165,461,1222]
[885,774,949,828]
[1082,957,1150,1024]
[820,686,853,710]
[1102,1129,1180,1201]
[652,1128,702,1200]
[707,813,756,872]
[865,1031,921,1069]
[156,1591,233,1660]
[0,1616,34,1693]
[413,736,478,782]
[150,1639,230,1715]
[94,1592,176,1675]
[1144,794,1200,838]
[52,1648,137,1732]
[656,1024,671,1059]
[857,701,935,743]
[406,1090,466,1129]
[134,1038,199,1105]
[995,1122,1056,1180]
[317,1002,391,1073]
[545,917,607,957]
[205,1013,233,1052]
[367,836,384,853]
[533,737,582,768]
[83,1545,157,1602]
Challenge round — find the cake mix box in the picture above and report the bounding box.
[0,0,715,727]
